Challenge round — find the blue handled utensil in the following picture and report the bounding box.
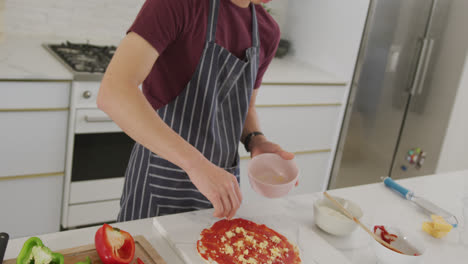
[383,177,458,227]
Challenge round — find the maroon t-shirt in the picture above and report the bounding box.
[129,0,280,110]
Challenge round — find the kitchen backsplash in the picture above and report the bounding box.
[4,0,287,41]
[0,0,5,39]
[4,0,145,40]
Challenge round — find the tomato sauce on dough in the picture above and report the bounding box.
[197,218,302,264]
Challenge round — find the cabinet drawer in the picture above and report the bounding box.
[239,105,341,157]
[0,175,62,238]
[239,151,330,201]
[73,82,100,109]
[0,111,68,177]
[289,151,331,194]
[72,82,142,109]
[75,109,121,133]
[70,178,124,204]
[256,85,346,105]
[0,82,70,109]
[68,200,120,227]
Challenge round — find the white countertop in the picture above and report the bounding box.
[5,170,468,263]
[0,33,122,81]
[0,33,345,85]
[262,57,347,85]
[0,34,73,80]
[152,194,353,264]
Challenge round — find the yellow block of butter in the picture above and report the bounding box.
[422,215,453,238]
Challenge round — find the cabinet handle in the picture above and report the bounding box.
[0,108,68,112]
[416,38,435,95]
[0,172,64,181]
[410,38,430,95]
[82,90,92,99]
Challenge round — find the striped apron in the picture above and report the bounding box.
[117,0,260,221]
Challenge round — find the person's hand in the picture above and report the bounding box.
[249,135,298,186]
[250,135,294,160]
[187,160,242,219]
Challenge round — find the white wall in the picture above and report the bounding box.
[437,54,468,173]
[263,1,289,35]
[0,0,4,36]
[436,0,468,173]
[283,0,370,81]
[3,0,145,40]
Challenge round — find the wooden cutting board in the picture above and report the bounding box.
[4,236,166,264]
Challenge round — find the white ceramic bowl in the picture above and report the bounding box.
[371,225,426,264]
[247,153,299,198]
[313,196,363,236]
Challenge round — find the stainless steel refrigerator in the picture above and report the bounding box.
[329,0,462,188]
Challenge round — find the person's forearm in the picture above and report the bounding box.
[97,78,208,172]
[241,105,262,141]
[241,104,267,150]
[241,90,267,150]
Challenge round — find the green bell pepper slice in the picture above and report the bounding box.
[75,256,92,264]
[16,237,64,264]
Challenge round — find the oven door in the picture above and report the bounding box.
[68,109,135,226]
[72,109,135,182]
[71,132,134,182]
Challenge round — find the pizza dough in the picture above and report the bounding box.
[197,218,301,264]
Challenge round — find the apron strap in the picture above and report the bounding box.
[251,3,260,48]
[206,0,220,43]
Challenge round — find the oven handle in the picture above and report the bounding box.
[85,114,113,123]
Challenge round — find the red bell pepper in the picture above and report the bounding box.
[95,224,135,264]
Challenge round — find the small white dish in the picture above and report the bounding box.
[371,225,426,264]
[313,196,363,236]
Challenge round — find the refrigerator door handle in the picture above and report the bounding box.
[417,38,435,95]
[410,38,430,95]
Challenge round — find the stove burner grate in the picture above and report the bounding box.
[48,41,116,73]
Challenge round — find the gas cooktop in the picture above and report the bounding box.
[44,41,116,81]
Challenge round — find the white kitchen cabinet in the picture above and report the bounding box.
[237,79,347,200]
[68,200,121,227]
[255,84,347,105]
[70,178,124,204]
[237,100,343,201]
[0,81,70,237]
[238,105,342,158]
[288,151,332,194]
[0,81,70,109]
[0,175,63,238]
[0,111,68,177]
[74,109,121,134]
[0,81,70,177]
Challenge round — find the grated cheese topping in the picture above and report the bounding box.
[226,231,235,239]
[224,244,234,256]
[271,236,281,243]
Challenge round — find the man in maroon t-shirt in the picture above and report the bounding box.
[98,0,295,221]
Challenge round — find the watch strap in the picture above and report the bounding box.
[243,131,264,152]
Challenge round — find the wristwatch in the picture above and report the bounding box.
[243,131,264,152]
